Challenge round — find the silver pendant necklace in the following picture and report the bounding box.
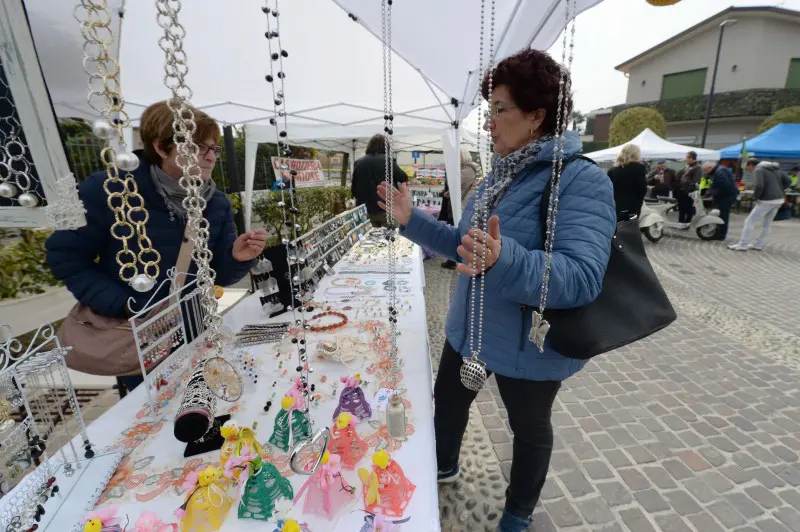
[460,0,495,392]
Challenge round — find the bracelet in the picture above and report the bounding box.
[307,311,348,332]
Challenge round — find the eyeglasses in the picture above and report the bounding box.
[483,103,519,120]
[198,143,223,157]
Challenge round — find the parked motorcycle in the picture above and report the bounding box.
[639,191,724,242]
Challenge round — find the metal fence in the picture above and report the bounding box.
[62,139,351,193]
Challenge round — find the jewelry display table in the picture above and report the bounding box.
[27,236,438,531]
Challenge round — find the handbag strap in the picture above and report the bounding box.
[173,225,194,291]
[538,154,598,247]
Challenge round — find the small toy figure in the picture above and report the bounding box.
[329,412,368,469]
[175,466,233,532]
[269,395,311,452]
[333,376,372,421]
[83,507,125,532]
[357,450,415,518]
[294,451,356,519]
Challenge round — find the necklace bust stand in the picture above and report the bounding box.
[181,414,231,458]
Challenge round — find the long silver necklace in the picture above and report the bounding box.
[261,0,329,475]
[531,0,577,351]
[459,0,495,392]
[460,0,578,391]
[155,0,241,402]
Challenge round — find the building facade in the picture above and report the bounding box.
[614,6,800,149]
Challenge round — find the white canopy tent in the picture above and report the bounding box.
[28,0,603,226]
[584,128,721,163]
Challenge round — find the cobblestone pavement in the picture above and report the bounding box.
[433,212,800,531]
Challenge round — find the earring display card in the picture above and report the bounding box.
[0,450,123,532]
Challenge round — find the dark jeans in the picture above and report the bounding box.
[435,341,561,518]
[716,196,735,240]
[677,192,694,223]
[120,375,144,392]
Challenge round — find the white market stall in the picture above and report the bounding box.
[584,128,721,162]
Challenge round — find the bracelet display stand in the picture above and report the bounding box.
[0,323,122,532]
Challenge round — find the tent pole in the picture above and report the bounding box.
[223,125,246,235]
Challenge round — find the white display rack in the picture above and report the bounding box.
[0,323,117,532]
[127,267,211,415]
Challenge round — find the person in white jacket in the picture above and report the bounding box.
[729,160,791,251]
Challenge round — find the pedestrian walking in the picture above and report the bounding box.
[729,160,791,251]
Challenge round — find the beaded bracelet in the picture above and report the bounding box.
[307,311,348,332]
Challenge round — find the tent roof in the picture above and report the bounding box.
[32,0,602,130]
[584,128,720,162]
[245,123,477,153]
[719,123,800,160]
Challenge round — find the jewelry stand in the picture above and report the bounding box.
[127,268,208,416]
[0,323,122,532]
[183,414,230,458]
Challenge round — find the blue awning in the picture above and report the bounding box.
[720,123,800,160]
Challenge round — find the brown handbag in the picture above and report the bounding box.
[58,230,194,376]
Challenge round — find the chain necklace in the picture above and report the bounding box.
[381,0,400,393]
[154,0,240,402]
[531,0,577,351]
[74,1,160,292]
[262,0,329,475]
[460,0,495,392]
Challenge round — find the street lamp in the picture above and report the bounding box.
[701,18,738,148]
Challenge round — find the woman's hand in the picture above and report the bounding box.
[232,229,268,262]
[377,182,413,226]
[456,216,502,276]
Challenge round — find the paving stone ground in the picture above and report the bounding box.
[432,212,800,531]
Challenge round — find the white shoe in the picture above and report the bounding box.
[728,243,749,251]
[749,244,764,251]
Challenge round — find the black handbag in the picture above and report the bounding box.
[537,156,677,360]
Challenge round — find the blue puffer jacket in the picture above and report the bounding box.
[46,154,253,318]
[403,132,615,381]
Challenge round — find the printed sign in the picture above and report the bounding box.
[271,157,325,188]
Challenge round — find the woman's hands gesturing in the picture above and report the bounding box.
[376,182,413,226]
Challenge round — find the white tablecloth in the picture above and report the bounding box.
[32,239,439,531]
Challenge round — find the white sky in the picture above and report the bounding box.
[551,0,800,114]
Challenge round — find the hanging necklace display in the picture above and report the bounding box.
[378,0,407,441]
[460,0,496,392]
[155,0,241,401]
[531,0,577,351]
[262,0,328,475]
[75,1,160,293]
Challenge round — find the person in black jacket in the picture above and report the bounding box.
[351,134,408,227]
[607,144,647,221]
[46,101,266,391]
[702,162,739,241]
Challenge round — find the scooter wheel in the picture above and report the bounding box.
[697,224,721,241]
[643,223,664,243]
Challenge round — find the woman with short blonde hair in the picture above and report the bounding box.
[615,143,641,167]
[608,143,647,220]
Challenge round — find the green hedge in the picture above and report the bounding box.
[612,89,800,123]
[0,230,60,300]
[759,106,800,133]
[252,187,352,245]
[582,141,609,153]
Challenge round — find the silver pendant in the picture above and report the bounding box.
[460,356,487,392]
[529,311,550,352]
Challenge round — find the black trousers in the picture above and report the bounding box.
[435,341,561,518]
[676,192,694,223]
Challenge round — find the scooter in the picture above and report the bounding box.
[639,190,724,242]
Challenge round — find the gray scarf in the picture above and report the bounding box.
[471,135,554,227]
[150,164,216,222]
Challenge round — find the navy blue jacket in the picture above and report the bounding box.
[46,155,253,318]
[706,164,739,201]
[402,132,616,381]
